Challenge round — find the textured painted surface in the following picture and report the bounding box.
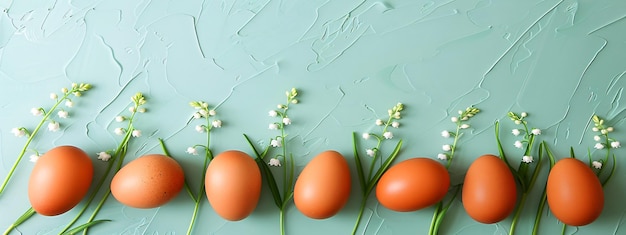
[1,0,625,234]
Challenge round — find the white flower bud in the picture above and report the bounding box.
[611,141,621,148]
[268,110,277,117]
[186,147,198,155]
[437,153,448,160]
[362,133,370,140]
[97,152,112,161]
[383,131,393,139]
[594,143,604,150]
[114,127,125,135]
[531,128,541,135]
[441,131,450,138]
[269,158,281,166]
[522,156,533,163]
[592,161,603,169]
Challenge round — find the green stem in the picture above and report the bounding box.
[279,207,286,235]
[561,223,566,235]
[509,192,528,235]
[532,189,548,235]
[428,203,443,235]
[82,189,113,235]
[188,147,212,235]
[446,124,462,169]
[187,196,202,235]
[430,185,461,235]
[3,207,36,235]
[351,193,370,235]
[0,92,69,195]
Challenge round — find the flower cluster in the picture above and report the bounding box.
[1,83,91,196]
[438,106,480,163]
[267,88,298,166]
[362,103,403,157]
[96,93,147,162]
[590,114,620,170]
[243,88,299,235]
[181,100,222,234]
[508,112,541,163]
[12,83,91,138]
[352,102,405,235]
[186,101,222,156]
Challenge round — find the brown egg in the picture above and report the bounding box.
[205,150,261,221]
[462,154,517,223]
[111,154,185,208]
[547,158,604,226]
[294,150,351,219]
[28,145,94,216]
[376,157,450,212]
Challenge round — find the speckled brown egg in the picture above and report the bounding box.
[110,154,185,208]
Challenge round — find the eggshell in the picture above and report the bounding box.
[462,154,517,223]
[28,145,94,216]
[376,157,450,212]
[205,150,261,221]
[294,150,351,219]
[111,154,185,209]
[547,158,604,226]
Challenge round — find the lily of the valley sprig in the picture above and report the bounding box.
[351,102,404,235]
[495,111,545,235]
[184,101,221,235]
[429,106,480,235]
[60,92,147,235]
[438,106,480,167]
[589,114,620,186]
[0,83,92,196]
[2,83,92,234]
[245,88,299,235]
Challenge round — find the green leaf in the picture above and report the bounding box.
[244,134,283,208]
[3,207,36,234]
[495,121,527,191]
[61,220,111,235]
[257,157,282,209]
[494,121,508,163]
[366,139,403,194]
[543,142,556,168]
[533,142,556,235]
[352,132,367,195]
[602,154,617,186]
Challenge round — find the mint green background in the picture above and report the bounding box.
[1,0,626,234]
